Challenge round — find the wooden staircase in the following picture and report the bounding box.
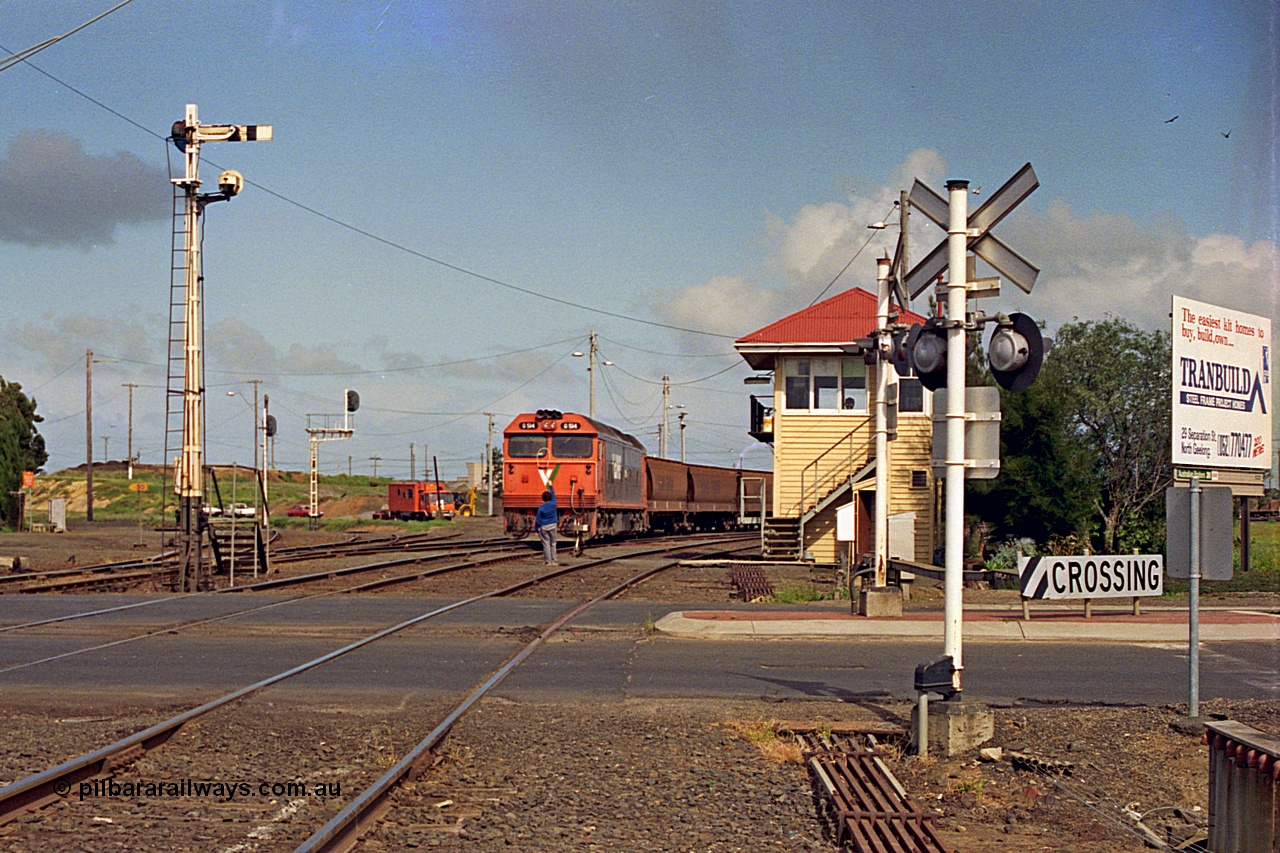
[763,517,801,560]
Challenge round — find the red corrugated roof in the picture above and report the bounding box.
[735,287,928,345]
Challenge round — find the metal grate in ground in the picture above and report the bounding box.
[730,564,774,601]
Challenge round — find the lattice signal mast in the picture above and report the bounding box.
[305,390,359,530]
[169,104,272,592]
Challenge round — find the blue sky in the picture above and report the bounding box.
[0,1,1276,481]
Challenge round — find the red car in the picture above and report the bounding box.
[287,504,321,518]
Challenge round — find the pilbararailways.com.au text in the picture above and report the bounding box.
[63,777,342,802]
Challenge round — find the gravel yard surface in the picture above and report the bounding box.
[1,525,1276,851]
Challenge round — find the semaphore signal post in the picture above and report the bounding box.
[169,104,272,592]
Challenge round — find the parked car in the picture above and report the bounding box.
[200,504,223,517]
[287,504,321,518]
[229,503,256,518]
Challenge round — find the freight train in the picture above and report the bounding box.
[502,410,771,549]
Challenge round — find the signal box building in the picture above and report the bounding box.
[735,286,936,563]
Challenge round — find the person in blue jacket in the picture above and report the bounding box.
[535,486,558,565]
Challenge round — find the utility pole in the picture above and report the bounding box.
[248,379,262,475]
[660,374,670,458]
[85,349,93,522]
[410,443,416,480]
[122,383,138,480]
[485,412,495,516]
[370,456,381,477]
[588,331,598,419]
[348,455,352,477]
[678,412,687,463]
[101,436,110,462]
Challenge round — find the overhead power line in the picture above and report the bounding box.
[4,52,733,340]
[0,0,137,74]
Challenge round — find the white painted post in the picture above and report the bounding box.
[943,180,969,692]
[874,256,892,588]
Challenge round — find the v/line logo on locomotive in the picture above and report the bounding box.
[502,410,772,539]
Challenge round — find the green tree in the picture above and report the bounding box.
[0,377,48,525]
[1043,318,1172,552]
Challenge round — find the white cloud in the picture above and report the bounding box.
[1001,202,1280,345]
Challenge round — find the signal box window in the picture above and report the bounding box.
[507,435,548,458]
[784,359,809,409]
[552,435,593,458]
[841,358,867,410]
[783,357,868,413]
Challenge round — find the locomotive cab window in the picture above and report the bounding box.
[552,435,593,458]
[507,435,548,458]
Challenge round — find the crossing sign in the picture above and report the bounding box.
[904,163,1041,298]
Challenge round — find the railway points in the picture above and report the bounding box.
[0,535,757,849]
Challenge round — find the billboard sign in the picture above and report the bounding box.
[1172,296,1271,470]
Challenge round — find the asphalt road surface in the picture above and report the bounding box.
[0,595,1274,707]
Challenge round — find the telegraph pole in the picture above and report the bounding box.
[122,383,138,479]
[85,349,93,522]
[410,443,416,480]
[660,374,670,458]
[370,456,381,477]
[248,379,262,474]
[486,412,495,516]
[588,331,598,419]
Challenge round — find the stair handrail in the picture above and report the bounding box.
[797,424,873,517]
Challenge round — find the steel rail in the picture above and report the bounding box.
[5,566,176,594]
[0,536,747,826]
[0,546,537,674]
[0,544,525,633]
[0,557,170,589]
[293,539,757,853]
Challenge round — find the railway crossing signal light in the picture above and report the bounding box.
[904,320,948,391]
[897,313,1044,392]
[987,313,1045,392]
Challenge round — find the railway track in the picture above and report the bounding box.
[0,531,505,594]
[0,535,754,849]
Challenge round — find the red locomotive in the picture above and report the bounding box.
[502,410,771,547]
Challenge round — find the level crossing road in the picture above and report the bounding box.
[0,596,1273,707]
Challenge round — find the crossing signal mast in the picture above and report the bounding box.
[889,164,1046,699]
[169,104,272,593]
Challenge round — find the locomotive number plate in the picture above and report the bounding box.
[519,422,537,429]
[559,422,580,430]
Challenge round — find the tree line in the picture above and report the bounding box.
[0,377,48,525]
[969,316,1173,555]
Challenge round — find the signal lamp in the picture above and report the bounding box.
[987,313,1044,392]
[906,321,948,391]
[345,389,360,413]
